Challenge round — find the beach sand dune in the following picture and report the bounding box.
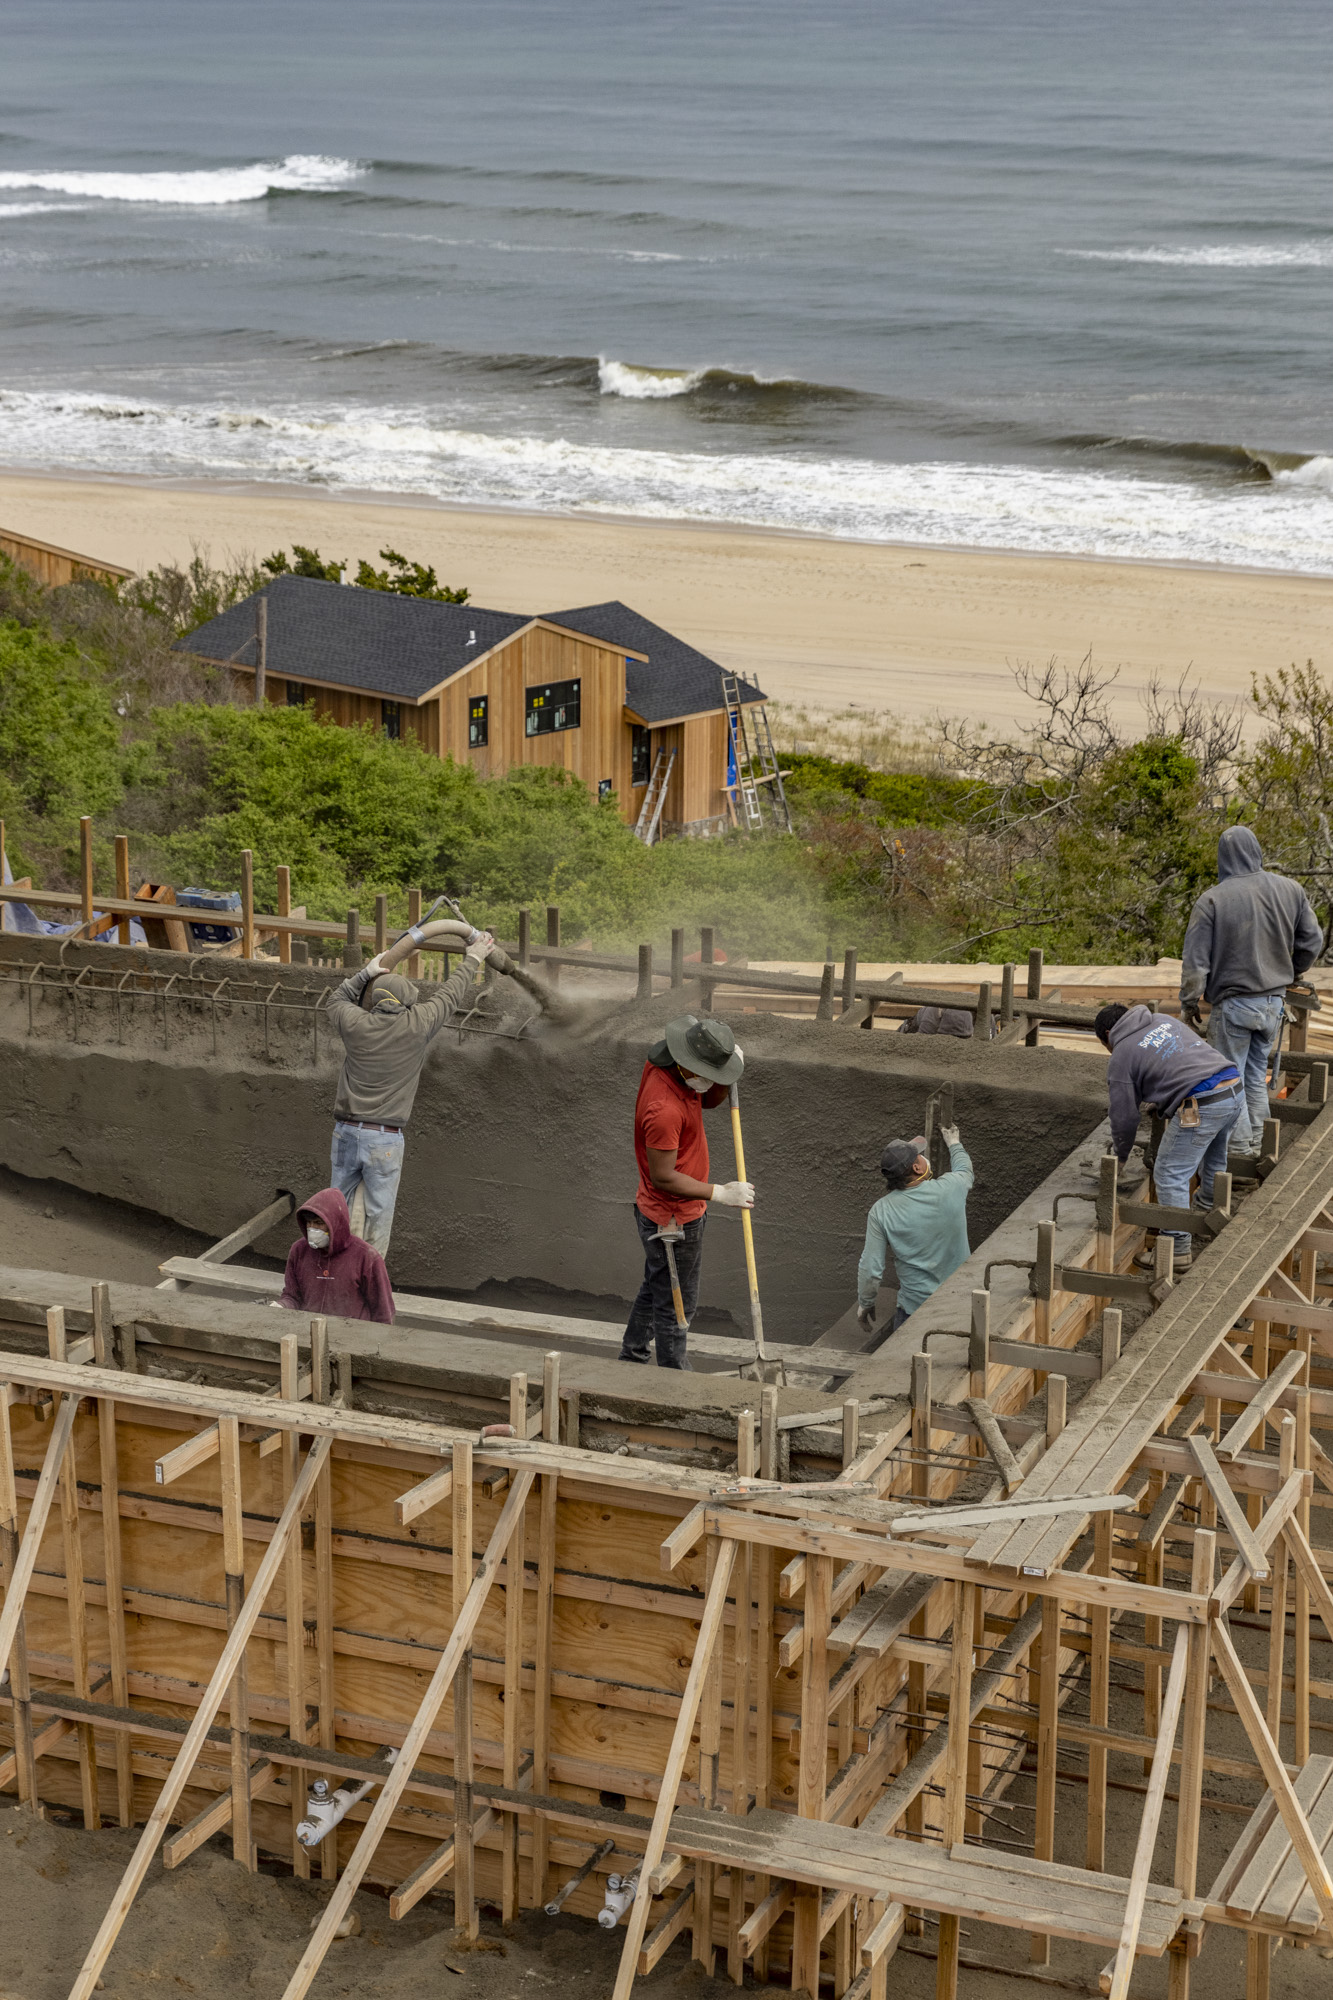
[3,471,1331,737]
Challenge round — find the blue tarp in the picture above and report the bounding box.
[2,851,148,943]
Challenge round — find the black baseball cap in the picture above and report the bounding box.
[880,1136,928,1188]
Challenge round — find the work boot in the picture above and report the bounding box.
[1134,1244,1191,1273]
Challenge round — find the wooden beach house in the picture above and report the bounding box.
[180,578,766,837]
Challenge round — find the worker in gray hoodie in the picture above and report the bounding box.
[326,931,494,1256]
[1180,827,1323,1154]
[1095,1001,1242,1269]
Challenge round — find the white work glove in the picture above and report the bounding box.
[711,1180,755,1208]
[940,1124,960,1148]
[362,953,386,976]
[856,1304,876,1333]
[464,929,495,964]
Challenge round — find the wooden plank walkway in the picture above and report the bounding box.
[668,1807,1196,1956]
[1206,1757,1333,1938]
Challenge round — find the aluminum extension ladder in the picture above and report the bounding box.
[634,746,676,844]
[721,673,791,833]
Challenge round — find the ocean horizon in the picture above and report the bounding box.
[3,0,1332,574]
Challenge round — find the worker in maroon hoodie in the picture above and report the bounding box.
[278,1188,395,1324]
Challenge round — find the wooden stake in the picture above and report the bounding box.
[277,865,292,966]
[501,1374,528,1922]
[671,927,684,989]
[791,1551,833,1996]
[280,1333,310,1877]
[1293,1387,1311,1764]
[1266,1415,1296,1750]
[281,1467,536,2000]
[68,1435,333,2000]
[1031,1591,1060,1962]
[452,1437,477,1937]
[79,816,94,928]
[310,1317,336,1880]
[114,835,131,947]
[609,1538,738,2000]
[1107,1624,1190,2000]
[841,948,857,1014]
[240,849,255,962]
[93,1284,133,1827]
[936,1579,977,2000]
[49,1310,98,1830]
[726,1408,755,1985]
[546,905,561,987]
[1085,1509,1112,1872]
[1025,947,1043,1046]
[693,1535,725,1975]
[218,1416,253,1869]
[0,1387,37,1809]
[753,1388,778,1982]
[1167,1529,1215,2000]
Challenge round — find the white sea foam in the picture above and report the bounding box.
[0,156,362,206]
[599,358,708,398]
[1,386,1331,575]
[0,201,89,218]
[1061,242,1333,268]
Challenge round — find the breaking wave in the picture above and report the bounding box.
[1060,241,1333,268]
[0,156,363,206]
[598,357,838,401]
[1,386,1333,574]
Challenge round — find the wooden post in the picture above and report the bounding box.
[92,1284,133,1827]
[1000,961,1016,1026]
[240,849,255,961]
[1096,1155,1118,1277]
[791,1552,833,1996]
[546,905,561,987]
[310,1316,336,1880]
[637,943,654,1001]
[452,1437,477,1937]
[752,1385,778,1982]
[80,815,94,928]
[842,1398,860,1470]
[701,926,716,1012]
[217,1416,254,1869]
[1101,1307,1122,1377]
[671,927,685,989]
[1025,947,1043,1046]
[1108,1625,1191,2000]
[0,1386,37,1810]
[49,1309,99,1829]
[280,1333,310,1877]
[517,905,530,970]
[1033,1220,1054,1382]
[344,906,360,971]
[1167,1530,1215,2000]
[1293,1387,1311,1765]
[841,948,857,1014]
[1031,1589,1061,1962]
[374,893,387,956]
[501,1372,528,1922]
[816,961,835,1024]
[936,1579,977,2000]
[693,1536,725,1975]
[114,835,131,946]
[67,1437,334,2000]
[727,1409,756,1985]
[976,980,992,1042]
[1086,1510,1113,1870]
[1266,1415,1296,1748]
[276,864,292,966]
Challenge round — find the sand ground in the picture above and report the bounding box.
[4,472,1332,736]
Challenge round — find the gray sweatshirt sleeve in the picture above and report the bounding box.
[1179,892,1214,1006]
[1106,1055,1141,1161]
[1293,891,1324,979]
[328,966,375,1032]
[857,1207,890,1310]
[408,957,483,1043]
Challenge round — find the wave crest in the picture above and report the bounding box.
[598,356,837,401]
[1060,242,1333,269]
[0,155,362,206]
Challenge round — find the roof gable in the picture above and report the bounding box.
[540,601,764,723]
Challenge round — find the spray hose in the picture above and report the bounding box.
[371,915,573,1020]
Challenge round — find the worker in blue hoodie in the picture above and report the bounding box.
[1095,1002,1242,1271]
[1180,827,1323,1155]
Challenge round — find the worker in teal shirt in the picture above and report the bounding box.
[856,1123,974,1335]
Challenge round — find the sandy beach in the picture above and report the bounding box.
[3,470,1331,737]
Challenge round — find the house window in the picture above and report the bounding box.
[286,679,307,706]
[525,678,580,736]
[598,778,613,801]
[630,724,651,787]
[469,695,489,749]
[381,700,401,740]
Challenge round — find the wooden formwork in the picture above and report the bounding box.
[2,1103,1333,2000]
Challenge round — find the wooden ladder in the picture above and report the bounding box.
[633,747,676,845]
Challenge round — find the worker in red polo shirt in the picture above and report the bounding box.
[620,1014,755,1369]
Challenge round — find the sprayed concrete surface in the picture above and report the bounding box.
[0,938,1109,1342]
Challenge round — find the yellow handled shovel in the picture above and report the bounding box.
[729,1083,785,1386]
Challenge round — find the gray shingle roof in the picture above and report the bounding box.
[178,575,531,702]
[179,577,766,720]
[540,601,764,724]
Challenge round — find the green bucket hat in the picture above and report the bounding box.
[661,1013,744,1087]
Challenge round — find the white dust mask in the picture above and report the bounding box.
[306,1225,331,1250]
[684,1076,711,1094]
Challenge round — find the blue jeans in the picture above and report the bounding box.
[1153,1085,1243,1257]
[1207,992,1283,1152]
[621,1208,704,1369]
[330,1120,405,1257]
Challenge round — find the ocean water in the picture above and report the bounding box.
[2,0,1333,571]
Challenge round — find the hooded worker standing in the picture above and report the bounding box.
[278,1188,395,1323]
[620,1015,754,1370]
[856,1125,974,1336]
[327,931,494,1256]
[1180,827,1323,1155]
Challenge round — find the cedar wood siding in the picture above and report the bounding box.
[266,621,733,828]
[440,624,636,809]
